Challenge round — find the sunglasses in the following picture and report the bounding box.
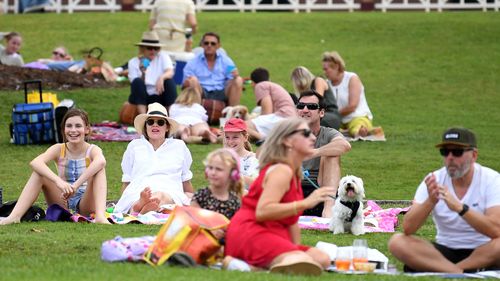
[203,41,217,46]
[439,148,473,157]
[52,51,65,58]
[146,119,167,126]
[289,128,312,138]
[146,46,160,51]
[296,102,320,110]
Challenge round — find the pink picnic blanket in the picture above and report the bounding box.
[299,200,409,233]
[90,122,140,142]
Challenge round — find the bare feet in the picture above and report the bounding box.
[131,187,153,213]
[94,216,112,224]
[0,216,21,225]
[201,130,218,144]
[139,198,160,214]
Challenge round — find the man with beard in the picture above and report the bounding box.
[388,127,500,273]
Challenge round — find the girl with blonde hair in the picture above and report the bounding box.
[169,86,218,144]
[191,148,243,219]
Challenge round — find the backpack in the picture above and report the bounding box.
[0,200,46,222]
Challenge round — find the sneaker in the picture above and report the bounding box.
[222,256,251,272]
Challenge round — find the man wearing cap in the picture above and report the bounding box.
[297,90,351,217]
[388,127,500,273]
[182,32,243,107]
[128,31,177,115]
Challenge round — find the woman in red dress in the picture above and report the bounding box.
[224,117,336,275]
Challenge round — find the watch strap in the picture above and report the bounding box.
[458,204,469,216]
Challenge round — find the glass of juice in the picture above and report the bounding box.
[352,239,368,264]
[335,247,351,271]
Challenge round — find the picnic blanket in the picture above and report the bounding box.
[299,200,409,232]
[91,122,140,142]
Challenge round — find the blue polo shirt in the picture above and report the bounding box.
[182,49,236,92]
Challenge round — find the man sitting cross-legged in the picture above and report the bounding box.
[297,90,351,217]
[388,127,500,273]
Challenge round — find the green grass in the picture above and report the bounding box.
[0,11,499,280]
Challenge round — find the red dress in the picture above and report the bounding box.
[224,164,310,267]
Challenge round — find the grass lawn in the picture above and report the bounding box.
[0,11,499,280]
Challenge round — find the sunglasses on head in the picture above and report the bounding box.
[296,102,320,110]
[203,41,217,46]
[146,119,166,126]
[439,148,473,157]
[52,51,65,58]
[289,128,312,138]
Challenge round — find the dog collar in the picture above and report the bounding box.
[339,201,360,222]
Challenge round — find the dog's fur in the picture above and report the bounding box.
[222,105,249,120]
[329,175,365,235]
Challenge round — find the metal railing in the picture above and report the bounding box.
[2,0,499,14]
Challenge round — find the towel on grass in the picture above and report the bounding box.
[299,200,409,232]
[91,122,140,142]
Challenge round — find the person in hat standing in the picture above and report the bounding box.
[388,127,500,273]
[114,103,194,214]
[127,31,177,115]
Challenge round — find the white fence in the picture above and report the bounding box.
[3,0,499,14]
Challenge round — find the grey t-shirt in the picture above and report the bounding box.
[302,126,342,172]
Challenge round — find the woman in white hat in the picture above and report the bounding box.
[114,103,194,214]
[127,31,177,115]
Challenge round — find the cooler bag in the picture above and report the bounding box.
[11,80,55,145]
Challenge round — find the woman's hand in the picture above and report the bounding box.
[303,186,336,209]
[57,179,75,199]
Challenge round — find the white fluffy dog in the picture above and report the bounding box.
[329,175,365,236]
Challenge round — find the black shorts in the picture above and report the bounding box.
[203,89,226,102]
[301,170,324,217]
[404,242,499,273]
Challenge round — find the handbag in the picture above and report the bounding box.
[83,47,104,74]
[144,206,229,266]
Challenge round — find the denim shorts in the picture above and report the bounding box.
[68,187,86,213]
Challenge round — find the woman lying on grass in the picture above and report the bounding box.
[0,109,109,225]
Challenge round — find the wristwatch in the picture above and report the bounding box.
[458,204,469,216]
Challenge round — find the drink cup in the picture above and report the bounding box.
[352,239,368,264]
[335,247,351,271]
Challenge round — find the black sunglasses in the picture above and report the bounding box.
[296,102,320,110]
[203,41,217,46]
[146,119,166,126]
[289,128,312,138]
[52,51,65,58]
[146,46,160,51]
[439,148,473,157]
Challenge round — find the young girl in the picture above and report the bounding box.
[0,31,24,66]
[169,86,217,144]
[223,118,259,189]
[191,148,243,219]
[0,109,109,225]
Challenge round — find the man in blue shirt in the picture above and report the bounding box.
[182,32,243,106]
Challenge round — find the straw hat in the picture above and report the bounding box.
[134,103,178,137]
[135,31,164,48]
